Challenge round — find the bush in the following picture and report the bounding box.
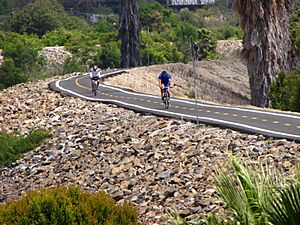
[96,42,121,69]
[0,32,45,88]
[0,58,27,89]
[269,69,300,112]
[140,42,184,66]
[0,33,43,68]
[0,129,52,168]
[196,28,218,60]
[212,25,243,40]
[0,186,138,225]
[42,28,76,46]
[95,19,116,33]
[63,57,85,74]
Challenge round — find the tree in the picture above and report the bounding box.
[119,0,141,68]
[234,0,300,107]
[0,0,13,15]
[11,0,88,37]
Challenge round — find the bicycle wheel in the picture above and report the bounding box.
[166,93,170,109]
[96,81,99,95]
[163,91,167,109]
[91,82,97,96]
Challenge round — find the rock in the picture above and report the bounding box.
[275,139,289,146]
[252,146,264,153]
[113,192,123,201]
[204,189,216,195]
[57,143,65,150]
[164,187,178,198]
[282,153,292,160]
[159,170,172,179]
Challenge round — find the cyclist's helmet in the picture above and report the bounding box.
[92,64,98,71]
[162,70,167,75]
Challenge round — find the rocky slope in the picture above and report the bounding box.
[0,74,299,224]
[39,46,72,73]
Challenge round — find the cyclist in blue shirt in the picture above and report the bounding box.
[158,70,172,100]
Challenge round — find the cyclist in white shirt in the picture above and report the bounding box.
[89,64,101,90]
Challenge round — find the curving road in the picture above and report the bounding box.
[49,71,300,142]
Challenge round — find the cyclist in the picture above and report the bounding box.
[89,64,101,91]
[158,70,172,100]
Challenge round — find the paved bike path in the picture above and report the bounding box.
[49,71,300,141]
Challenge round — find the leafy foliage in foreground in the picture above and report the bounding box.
[171,157,300,225]
[0,186,138,225]
[0,129,51,168]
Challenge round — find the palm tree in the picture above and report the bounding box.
[265,165,300,225]
[214,157,300,225]
[233,0,300,107]
[119,0,141,68]
[170,157,300,225]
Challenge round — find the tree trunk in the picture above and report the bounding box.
[119,0,141,68]
[234,0,300,107]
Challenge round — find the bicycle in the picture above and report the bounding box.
[91,79,99,96]
[162,87,170,109]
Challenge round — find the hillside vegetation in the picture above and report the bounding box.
[0,0,242,90]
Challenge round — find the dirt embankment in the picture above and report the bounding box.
[106,59,250,105]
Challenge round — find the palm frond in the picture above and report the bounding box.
[267,183,300,225]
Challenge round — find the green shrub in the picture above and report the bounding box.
[96,42,121,69]
[95,19,116,33]
[141,46,167,65]
[63,57,85,74]
[42,28,75,46]
[0,32,45,88]
[194,28,218,61]
[0,129,52,168]
[0,58,27,89]
[0,33,43,67]
[212,25,243,40]
[269,69,300,112]
[0,186,138,225]
[140,40,183,66]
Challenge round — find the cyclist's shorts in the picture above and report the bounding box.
[163,83,171,89]
[91,77,100,81]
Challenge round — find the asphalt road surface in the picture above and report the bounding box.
[49,71,300,142]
